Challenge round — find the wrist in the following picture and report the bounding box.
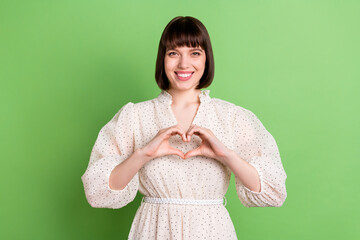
[218,148,236,165]
[134,148,153,165]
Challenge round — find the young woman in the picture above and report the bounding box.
[81,16,287,239]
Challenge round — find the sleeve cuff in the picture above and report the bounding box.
[106,155,132,193]
[241,160,265,195]
[81,154,139,208]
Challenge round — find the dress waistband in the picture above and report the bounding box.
[142,196,227,206]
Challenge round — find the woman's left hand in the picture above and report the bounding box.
[184,124,232,165]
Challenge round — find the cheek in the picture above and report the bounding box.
[195,59,206,69]
[164,59,176,70]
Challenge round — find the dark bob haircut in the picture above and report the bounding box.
[155,16,214,90]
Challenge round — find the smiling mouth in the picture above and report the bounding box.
[175,72,194,81]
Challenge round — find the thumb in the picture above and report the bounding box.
[168,147,185,159]
[184,147,201,159]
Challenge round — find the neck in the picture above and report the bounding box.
[166,89,202,105]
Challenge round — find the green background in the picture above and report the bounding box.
[1,0,359,239]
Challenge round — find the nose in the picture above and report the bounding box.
[178,55,190,69]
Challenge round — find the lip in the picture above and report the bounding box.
[175,71,194,81]
[175,71,194,74]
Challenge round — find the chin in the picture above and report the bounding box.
[172,82,199,90]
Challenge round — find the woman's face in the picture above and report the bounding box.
[164,45,206,91]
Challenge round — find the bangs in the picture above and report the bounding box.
[161,20,206,51]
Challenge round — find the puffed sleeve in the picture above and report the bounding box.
[81,102,139,209]
[232,106,287,208]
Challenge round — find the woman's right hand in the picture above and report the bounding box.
[139,124,188,163]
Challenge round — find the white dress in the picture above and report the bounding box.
[81,89,287,239]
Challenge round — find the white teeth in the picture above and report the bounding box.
[177,73,192,77]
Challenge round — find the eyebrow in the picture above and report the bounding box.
[167,48,203,52]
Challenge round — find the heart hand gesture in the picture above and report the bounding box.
[140,125,188,162]
[183,124,231,165]
[139,124,231,165]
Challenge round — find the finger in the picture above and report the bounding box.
[168,147,185,159]
[184,147,201,159]
[175,125,188,142]
[167,124,183,133]
[187,125,206,141]
[186,124,196,141]
[166,127,187,142]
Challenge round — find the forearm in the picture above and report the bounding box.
[221,150,261,193]
[109,149,150,190]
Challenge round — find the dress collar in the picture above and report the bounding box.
[157,89,211,105]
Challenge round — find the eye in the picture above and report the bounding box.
[192,52,201,56]
[168,52,177,56]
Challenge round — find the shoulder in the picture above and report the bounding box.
[116,95,161,117]
[211,97,256,119]
[117,101,135,114]
[211,98,236,114]
[211,97,235,108]
[131,99,155,115]
[109,102,135,122]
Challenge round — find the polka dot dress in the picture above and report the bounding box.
[81,89,287,239]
